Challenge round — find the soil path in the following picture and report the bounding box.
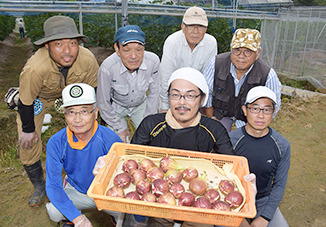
[1,33,326,227]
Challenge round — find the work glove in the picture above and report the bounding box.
[74,215,93,227]
[92,155,107,176]
[244,173,257,202]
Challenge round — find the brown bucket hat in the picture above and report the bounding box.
[34,15,88,46]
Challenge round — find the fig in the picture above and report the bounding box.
[141,192,157,203]
[113,173,131,189]
[106,186,125,198]
[152,179,169,198]
[165,168,183,184]
[212,201,231,211]
[125,191,140,200]
[139,158,156,172]
[160,157,184,172]
[193,196,211,209]
[169,183,185,199]
[219,180,235,195]
[157,192,176,205]
[122,159,138,174]
[147,166,164,182]
[178,192,195,207]
[182,167,199,183]
[136,179,151,195]
[224,191,244,209]
[189,172,207,196]
[130,169,146,185]
[204,189,220,204]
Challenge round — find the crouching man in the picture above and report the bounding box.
[45,83,122,227]
[229,86,290,227]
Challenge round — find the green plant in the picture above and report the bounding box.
[0,15,15,41]
[22,12,262,58]
[0,144,20,167]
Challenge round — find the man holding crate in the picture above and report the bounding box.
[45,83,122,227]
[94,68,253,227]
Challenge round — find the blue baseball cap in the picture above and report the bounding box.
[114,25,145,45]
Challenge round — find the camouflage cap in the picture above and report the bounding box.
[231,28,261,52]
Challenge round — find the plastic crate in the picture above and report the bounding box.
[87,143,256,227]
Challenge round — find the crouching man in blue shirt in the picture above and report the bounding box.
[229,86,290,227]
[45,83,122,227]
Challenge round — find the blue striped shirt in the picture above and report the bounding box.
[203,55,281,128]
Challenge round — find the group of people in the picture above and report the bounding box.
[14,5,290,227]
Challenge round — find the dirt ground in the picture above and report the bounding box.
[0,33,326,227]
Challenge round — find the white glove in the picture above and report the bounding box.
[244,173,257,201]
[92,155,107,176]
[74,215,93,227]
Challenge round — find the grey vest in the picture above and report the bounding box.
[212,52,270,122]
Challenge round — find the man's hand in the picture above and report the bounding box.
[73,214,93,227]
[118,129,130,143]
[19,131,39,150]
[250,216,269,227]
[92,155,107,176]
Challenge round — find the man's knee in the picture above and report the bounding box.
[46,202,65,223]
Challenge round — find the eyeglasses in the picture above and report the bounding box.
[247,106,274,115]
[232,48,254,57]
[169,93,201,101]
[184,24,207,32]
[65,108,96,118]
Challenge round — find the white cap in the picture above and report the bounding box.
[61,83,96,108]
[245,86,277,105]
[168,67,209,107]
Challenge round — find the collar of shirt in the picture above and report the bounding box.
[66,121,98,150]
[165,109,201,129]
[230,62,255,97]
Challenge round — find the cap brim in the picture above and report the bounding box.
[61,100,95,108]
[120,40,145,45]
[34,33,88,46]
[183,20,208,27]
[245,96,277,105]
[231,43,258,52]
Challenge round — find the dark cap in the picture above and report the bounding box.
[114,25,145,45]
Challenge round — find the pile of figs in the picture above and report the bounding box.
[106,157,244,212]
